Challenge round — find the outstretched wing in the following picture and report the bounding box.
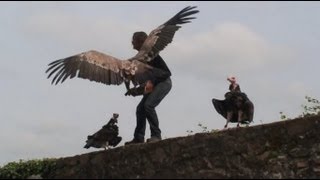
[46,50,159,86]
[46,50,125,85]
[131,6,199,63]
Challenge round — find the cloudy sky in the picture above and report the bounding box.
[1,1,319,166]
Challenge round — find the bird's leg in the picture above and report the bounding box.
[237,110,243,128]
[225,111,232,128]
[125,80,131,91]
[104,141,109,150]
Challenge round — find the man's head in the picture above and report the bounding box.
[132,31,148,51]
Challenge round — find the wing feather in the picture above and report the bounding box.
[131,6,199,63]
[46,50,125,85]
[46,7,199,88]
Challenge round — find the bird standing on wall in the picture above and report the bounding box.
[84,113,122,150]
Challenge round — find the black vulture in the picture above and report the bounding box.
[212,92,254,128]
[84,113,122,150]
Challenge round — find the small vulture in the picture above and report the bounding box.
[84,113,122,150]
[45,6,199,89]
[212,92,254,128]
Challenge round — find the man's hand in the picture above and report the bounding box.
[144,80,154,94]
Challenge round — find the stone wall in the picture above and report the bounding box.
[46,115,320,179]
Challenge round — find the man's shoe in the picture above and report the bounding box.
[124,138,144,146]
[146,137,162,143]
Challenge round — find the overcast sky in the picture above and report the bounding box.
[1,1,319,166]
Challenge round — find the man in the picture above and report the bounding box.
[125,31,172,145]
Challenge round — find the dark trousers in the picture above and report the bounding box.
[134,77,172,140]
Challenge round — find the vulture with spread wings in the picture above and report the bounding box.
[46,6,199,90]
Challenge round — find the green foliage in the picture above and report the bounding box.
[301,96,320,117]
[0,158,56,179]
[280,95,320,120]
[187,123,219,135]
[279,111,288,120]
[198,123,209,133]
[186,130,194,135]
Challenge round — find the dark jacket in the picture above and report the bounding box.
[147,55,171,86]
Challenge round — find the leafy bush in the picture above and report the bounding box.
[280,95,320,120]
[301,96,320,117]
[279,111,288,120]
[0,158,56,179]
[187,123,219,135]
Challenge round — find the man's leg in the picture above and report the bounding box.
[134,96,148,141]
[144,78,172,140]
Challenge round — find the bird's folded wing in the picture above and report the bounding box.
[46,50,125,85]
